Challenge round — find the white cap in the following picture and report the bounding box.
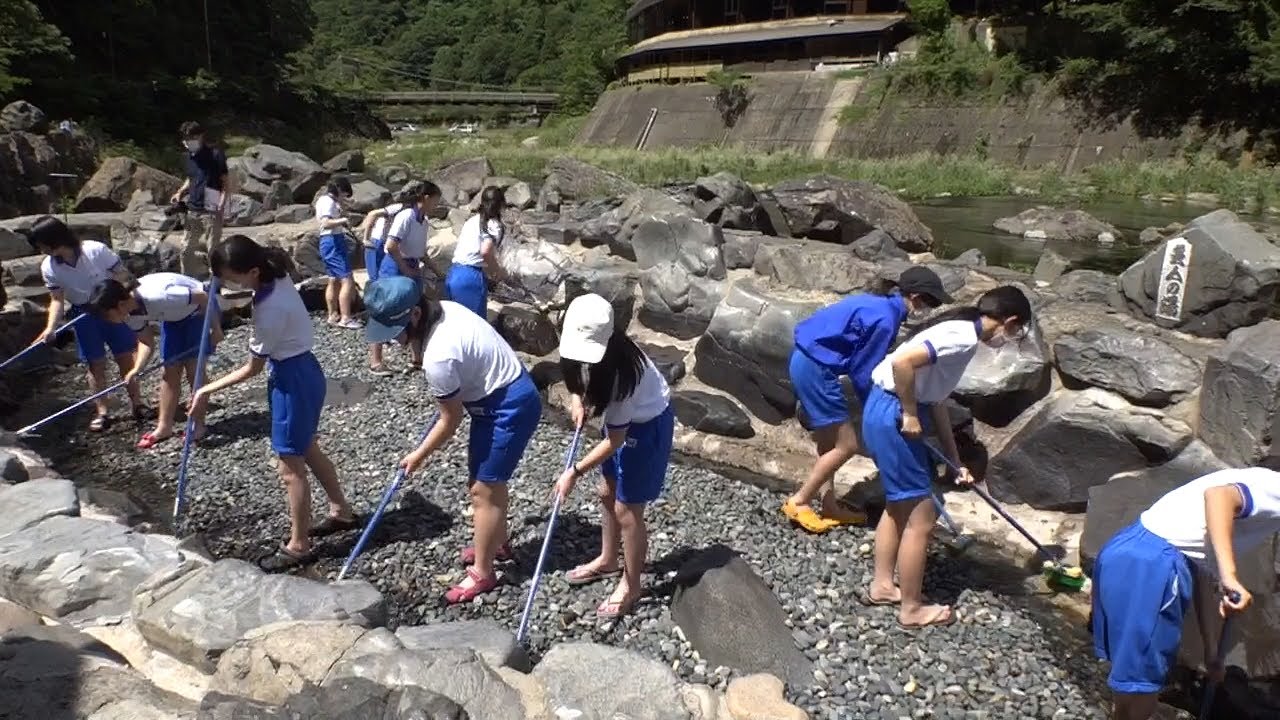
[559,293,614,363]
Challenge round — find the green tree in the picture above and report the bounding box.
[0,0,69,95]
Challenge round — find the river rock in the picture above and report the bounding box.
[200,679,465,720]
[0,101,47,133]
[131,559,385,672]
[239,145,329,203]
[211,620,371,704]
[994,207,1119,243]
[534,642,687,720]
[953,323,1050,413]
[271,203,313,224]
[670,545,811,688]
[74,157,182,213]
[986,389,1194,511]
[725,674,807,720]
[754,241,878,294]
[693,171,774,234]
[1178,538,1280,684]
[0,123,98,218]
[1052,322,1202,407]
[632,215,727,279]
[1119,209,1280,337]
[0,450,29,484]
[1198,320,1280,466]
[639,263,728,340]
[769,175,933,252]
[322,149,364,174]
[1080,440,1228,571]
[114,229,182,276]
[694,282,818,425]
[493,303,558,356]
[671,391,754,439]
[0,478,79,538]
[595,188,693,261]
[563,257,640,330]
[642,343,687,386]
[395,619,529,672]
[721,231,793,271]
[347,179,392,213]
[432,157,492,203]
[328,644,524,720]
[1,624,196,720]
[0,516,185,625]
[496,238,572,305]
[220,193,265,228]
[540,157,639,209]
[851,228,910,263]
[1049,270,1123,306]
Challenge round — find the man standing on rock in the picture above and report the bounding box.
[171,121,233,278]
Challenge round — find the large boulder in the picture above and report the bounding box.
[1049,270,1124,307]
[0,125,98,217]
[348,179,392,213]
[496,238,573,306]
[562,257,641,330]
[533,642,687,720]
[199,679,466,720]
[753,240,878,294]
[1052,322,1202,407]
[493,304,558,356]
[238,145,329,203]
[74,157,182,212]
[212,620,371,705]
[0,101,47,133]
[631,215,726,278]
[1119,210,1280,337]
[669,546,811,687]
[693,171,775,234]
[693,282,819,425]
[993,207,1119,243]
[582,188,690,260]
[395,619,529,672]
[322,149,364,174]
[986,389,1194,511]
[0,516,185,625]
[1198,320,1280,466]
[0,478,79,538]
[720,231,793,270]
[131,559,385,672]
[638,263,728,340]
[431,157,493,205]
[768,175,934,252]
[671,390,754,439]
[538,156,639,211]
[952,324,1051,423]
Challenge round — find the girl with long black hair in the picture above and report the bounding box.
[861,285,1032,628]
[190,235,356,572]
[553,293,675,619]
[445,185,507,317]
[314,176,360,329]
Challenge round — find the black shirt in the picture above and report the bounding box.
[183,145,229,211]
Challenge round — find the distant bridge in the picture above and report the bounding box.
[361,90,560,113]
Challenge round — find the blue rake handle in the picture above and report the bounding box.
[0,314,87,374]
[16,343,202,436]
[931,493,964,537]
[1200,591,1244,720]
[516,426,584,646]
[172,278,221,522]
[337,413,440,581]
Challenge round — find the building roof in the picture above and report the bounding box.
[621,16,905,57]
[625,0,664,22]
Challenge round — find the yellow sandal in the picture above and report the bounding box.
[781,499,840,534]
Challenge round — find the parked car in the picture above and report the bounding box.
[448,122,478,135]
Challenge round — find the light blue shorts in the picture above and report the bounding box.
[267,351,326,456]
[861,384,934,503]
[462,372,541,483]
[602,406,675,505]
[1092,521,1193,694]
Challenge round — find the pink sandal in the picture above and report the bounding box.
[444,567,499,605]
[136,432,173,450]
[459,543,512,566]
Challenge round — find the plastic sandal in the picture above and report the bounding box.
[257,546,316,573]
[566,565,622,587]
[460,543,513,566]
[781,499,840,534]
[88,415,111,432]
[309,514,360,538]
[444,567,498,605]
[136,432,173,450]
[596,593,640,619]
[897,606,957,630]
[819,504,868,528]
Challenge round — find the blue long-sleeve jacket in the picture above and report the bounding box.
[793,293,908,400]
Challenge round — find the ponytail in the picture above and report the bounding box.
[210,235,291,281]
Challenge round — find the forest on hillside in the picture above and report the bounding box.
[0,0,1277,152]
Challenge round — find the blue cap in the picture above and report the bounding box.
[364,277,419,344]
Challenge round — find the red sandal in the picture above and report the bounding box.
[444,567,499,605]
[459,543,513,566]
[136,432,173,450]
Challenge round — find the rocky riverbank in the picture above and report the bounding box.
[2,128,1280,718]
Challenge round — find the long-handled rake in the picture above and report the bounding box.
[515,426,584,647]
[924,442,1087,591]
[931,492,975,554]
[172,279,221,522]
[1200,591,1243,720]
[16,344,203,437]
[337,413,440,581]
[0,315,87,374]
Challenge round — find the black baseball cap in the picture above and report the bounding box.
[898,266,952,306]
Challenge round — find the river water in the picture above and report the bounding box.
[913,196,1274,275]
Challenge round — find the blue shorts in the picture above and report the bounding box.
[861,384,934,502]
[158,312,217,365]
[319,233,352,279]
[364,246,385,282]
[1092,521,1193,694]
[789,347,849,430]
[378,254,424,290]
[602,406,675,505]
[267,351,326,457]
[445,263,487,318]
[463,372,541,483]
[71,308,137,363]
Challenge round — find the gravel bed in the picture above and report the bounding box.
[13,317,1113,719]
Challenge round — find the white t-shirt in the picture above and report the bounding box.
[452,215,504,267]
[41,240,124,307]
[126,272,203,331]
[1140,467,1280,569]
[422,301,525,402]
[871,318,982,405]
[248,280,313,361]
[386,207,429,260]
[603,356,671,429]
[367,202,405,248]
[314,194,341,233]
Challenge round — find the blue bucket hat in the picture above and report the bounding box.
[364,277,420,344]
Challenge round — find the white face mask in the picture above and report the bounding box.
[184,140,202,152]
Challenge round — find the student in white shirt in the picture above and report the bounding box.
[552,294,675,619]
[88,273,224,449]
[191,235,356,573]
[365,276,541,605]
[25,216,143,432]
[1092,464,1279,720]
[862,285,1032,629]
[446,186,508,318]
[379,182,442,289]
[314,176,360,329]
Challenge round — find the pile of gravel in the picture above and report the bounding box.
[14,318,1113,720]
